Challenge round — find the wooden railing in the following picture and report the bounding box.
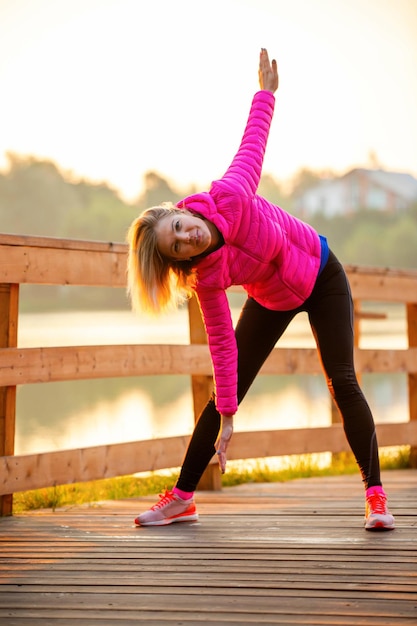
[1,233,417,516]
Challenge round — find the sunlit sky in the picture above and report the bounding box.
[1,0,416,201]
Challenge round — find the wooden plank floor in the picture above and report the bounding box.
[0,469,416,625]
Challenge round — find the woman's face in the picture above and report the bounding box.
[155,211,213,261]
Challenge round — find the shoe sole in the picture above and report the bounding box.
[365,522,395,531]
[135,513,199,527]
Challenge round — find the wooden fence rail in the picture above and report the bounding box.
[1,233,417,516]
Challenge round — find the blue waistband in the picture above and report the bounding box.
[318,235,329,275]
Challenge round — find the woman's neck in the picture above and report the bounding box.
[206,219,223,253]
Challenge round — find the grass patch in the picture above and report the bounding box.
[12,446,411,514]
[221,446,411,487]
[12,471,179,514]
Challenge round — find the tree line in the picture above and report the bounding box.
[1,153,416,310]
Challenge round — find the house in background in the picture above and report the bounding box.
[294,168,417,218]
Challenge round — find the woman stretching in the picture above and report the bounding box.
[127,48,395,531]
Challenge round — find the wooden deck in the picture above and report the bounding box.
[0,470,416,625]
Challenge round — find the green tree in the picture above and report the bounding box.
[0,153,77,236]
[63,181,135,242]
[289,167,335,197]
[341,217,387,266]
[135,171,183,212]
[384,215,417,269]
[258,173,290,210]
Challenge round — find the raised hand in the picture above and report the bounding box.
[258,48,278,93]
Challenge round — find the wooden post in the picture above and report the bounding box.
[407,303,417,467]
[0,283,19,516]
[188,295,221,490]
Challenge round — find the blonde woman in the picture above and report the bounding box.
[127,49,394,531]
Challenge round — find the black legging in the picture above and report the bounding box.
[177,250,381,492]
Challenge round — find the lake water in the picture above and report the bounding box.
[15,303,408,456]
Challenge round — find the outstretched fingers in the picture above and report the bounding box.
[215,415,234,474]
[259,47,279,93]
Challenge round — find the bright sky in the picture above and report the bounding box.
[1,0,416,201]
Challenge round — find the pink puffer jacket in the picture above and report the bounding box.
[177,90,322,416]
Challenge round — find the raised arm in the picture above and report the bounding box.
[210,49,279,474]
[217,48,279,196]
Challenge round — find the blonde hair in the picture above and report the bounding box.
[127,205,197,314]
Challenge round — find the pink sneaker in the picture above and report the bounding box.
[134,490,198,526]
[365,487,395,531]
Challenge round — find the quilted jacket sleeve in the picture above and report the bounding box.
[217,90,275,198]
[192,91,276,417]
[195,285,238,417]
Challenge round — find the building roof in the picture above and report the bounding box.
[345,168,417,201]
